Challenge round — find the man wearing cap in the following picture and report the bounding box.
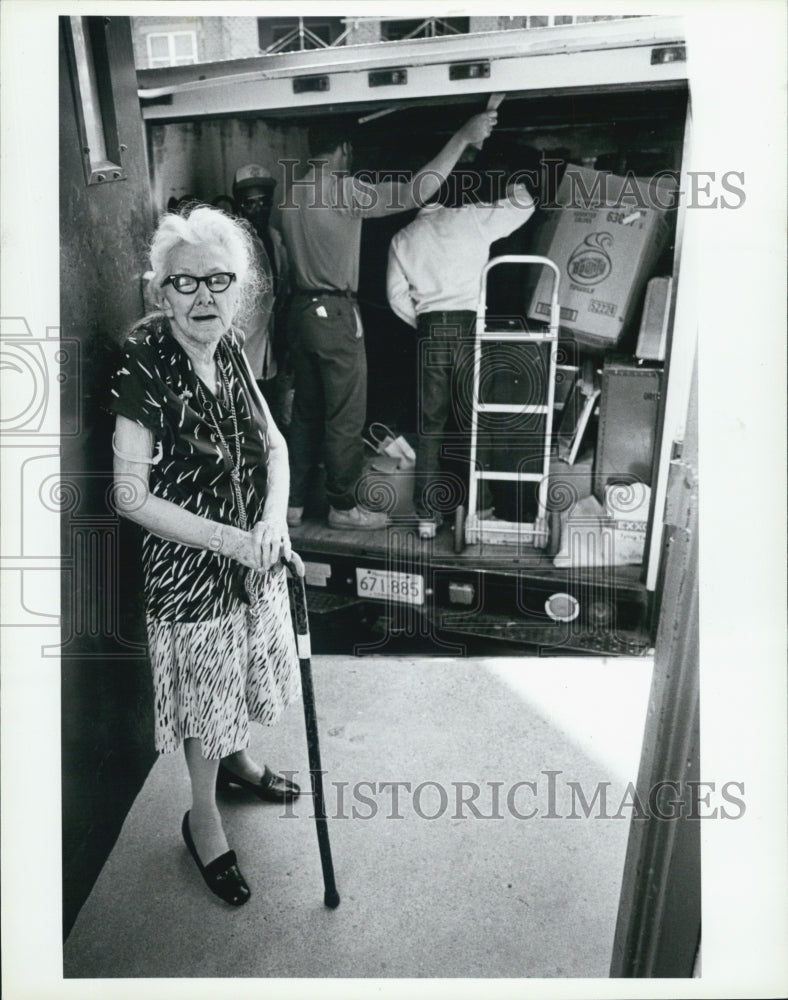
[232,164,291,428]
[278,110,497,531]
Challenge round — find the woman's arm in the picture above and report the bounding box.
[112,414,263,569]
[249,379,292,571]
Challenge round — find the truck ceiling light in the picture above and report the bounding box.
[449,61,490,81]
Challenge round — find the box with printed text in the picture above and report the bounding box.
[528,166,677,350]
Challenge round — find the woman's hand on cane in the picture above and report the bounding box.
[252,517,291,572]
[218,525,264,570]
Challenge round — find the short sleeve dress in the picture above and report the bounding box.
[109,314,300,759]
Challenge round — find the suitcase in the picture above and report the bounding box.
[593,360,662,501]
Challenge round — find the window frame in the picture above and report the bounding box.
[258,16,346,52]
[379,17,470,42]
[145,29,198,68]
[62,16,126,187]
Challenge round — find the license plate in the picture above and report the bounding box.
[355,568,424,606]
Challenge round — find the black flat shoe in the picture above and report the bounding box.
[181,811,251,906]
[217,763,301,803]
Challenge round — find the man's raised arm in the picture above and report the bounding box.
[363,111,498,218]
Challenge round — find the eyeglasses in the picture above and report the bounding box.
[162,273,236,295]
[240,194,273,208]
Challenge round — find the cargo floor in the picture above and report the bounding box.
[289,517,650,656]
[288,516,644,586]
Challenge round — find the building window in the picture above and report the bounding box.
[380,17,470,41]
[146,31,198,68]
[63,16,125,186]
[258,17,346,52]
[271,21,330,49]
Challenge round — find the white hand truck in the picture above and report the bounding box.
[454,255,561,554]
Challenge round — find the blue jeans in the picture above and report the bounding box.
[414,311,493,520]
[287,293,366,511]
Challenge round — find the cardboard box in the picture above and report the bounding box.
[552,484,650,568]
[636,276,672,361]
[528,166,676,350]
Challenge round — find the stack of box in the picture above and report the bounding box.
[528,166,676,350]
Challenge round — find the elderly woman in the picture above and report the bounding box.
[111,206,301,907]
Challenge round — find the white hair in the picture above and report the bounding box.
[149,205,265,321]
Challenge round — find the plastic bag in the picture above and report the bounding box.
[364,423,416,470]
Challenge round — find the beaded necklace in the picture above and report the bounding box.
[194,343,248,531]
[193,341,269,604]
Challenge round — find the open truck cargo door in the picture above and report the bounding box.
[137,15,696,657]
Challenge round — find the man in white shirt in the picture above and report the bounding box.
[387,180,536,535]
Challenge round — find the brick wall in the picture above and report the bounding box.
[470,16,528,33]
[220,16,261,58]
[200,16,260,61]
[343,18,381,45]
[197,17,226,62]
[131,14,641,67]
[131,14,258,68]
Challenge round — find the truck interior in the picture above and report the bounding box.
[137,48,692,655]
[235,84,688,653]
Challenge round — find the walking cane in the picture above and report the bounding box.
[282,554,341,909]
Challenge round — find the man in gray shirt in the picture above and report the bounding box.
[279,111,496,531]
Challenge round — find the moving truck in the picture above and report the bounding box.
[137,15,698,655]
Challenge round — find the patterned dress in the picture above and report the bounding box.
[110,314,300,759]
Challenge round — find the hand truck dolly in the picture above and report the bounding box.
[453,255,561,554]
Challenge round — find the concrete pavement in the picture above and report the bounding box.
[63,654,652,982]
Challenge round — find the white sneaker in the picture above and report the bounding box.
[417,514,443,539]
[328,506,388,531]
[286,506,304,527]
